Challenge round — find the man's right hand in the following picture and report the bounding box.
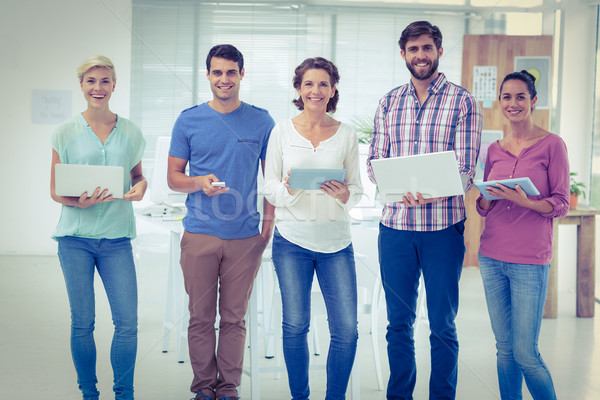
[401,192,444,207]
[197,174,229,197]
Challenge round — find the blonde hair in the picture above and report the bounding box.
[77,55,116,83]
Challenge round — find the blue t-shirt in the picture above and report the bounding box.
[51,113,146,240]
[169,102,274,239]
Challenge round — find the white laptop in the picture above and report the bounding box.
[55,164,124,198]
[370,151,464,203]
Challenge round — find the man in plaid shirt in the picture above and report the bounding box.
[366,21,482,400]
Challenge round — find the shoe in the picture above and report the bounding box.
[191,394,213,400]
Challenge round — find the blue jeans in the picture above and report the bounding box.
[478,254,557,400]
[272,230,358,400]
[58,236,138,400]
[378,221,465,400]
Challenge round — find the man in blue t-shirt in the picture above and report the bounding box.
[168,44,275,400]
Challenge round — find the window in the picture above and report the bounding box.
[131,0,466,179]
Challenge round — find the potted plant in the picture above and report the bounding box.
[569,172,586,209]
[352,116,374,145]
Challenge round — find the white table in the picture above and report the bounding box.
[136,215,187,361]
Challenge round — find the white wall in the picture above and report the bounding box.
[558,0,595,185]
[0,0,132,254]
[555,0,598,292]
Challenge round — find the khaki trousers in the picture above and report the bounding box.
[180,231,267,399]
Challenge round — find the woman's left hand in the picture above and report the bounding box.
[485,183,528,206]
[321,180,350,204]
[122,180,148,201]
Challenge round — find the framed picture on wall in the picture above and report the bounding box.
[514,56,551,110]
[472,65,497,102]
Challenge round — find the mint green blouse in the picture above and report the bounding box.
[51,113,146,240]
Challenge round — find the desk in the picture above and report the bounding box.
[544,206,600,318]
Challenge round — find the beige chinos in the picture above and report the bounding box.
[180,230,267,399]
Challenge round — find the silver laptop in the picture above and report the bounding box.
[370,151,464,203]
[55,164,125,198]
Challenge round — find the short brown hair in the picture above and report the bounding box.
[398,21,443,52]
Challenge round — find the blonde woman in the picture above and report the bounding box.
[50,55,146,400]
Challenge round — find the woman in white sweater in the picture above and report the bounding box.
[264,57,363,400]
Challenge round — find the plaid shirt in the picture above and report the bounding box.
[366,73,482,231]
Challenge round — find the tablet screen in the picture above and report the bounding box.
[288,168,346,190]
[474,177,540,200]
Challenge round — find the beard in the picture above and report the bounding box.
[406,57,439,81]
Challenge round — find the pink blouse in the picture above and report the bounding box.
[476,134,570,265]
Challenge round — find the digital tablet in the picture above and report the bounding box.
[370,151,464,203]
[288,168,346,190]
[55,164,125,198]
[474,177,540,200]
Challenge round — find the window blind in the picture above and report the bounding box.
[131,0,466,178]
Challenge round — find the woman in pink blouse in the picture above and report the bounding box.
[476,70,569,400]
